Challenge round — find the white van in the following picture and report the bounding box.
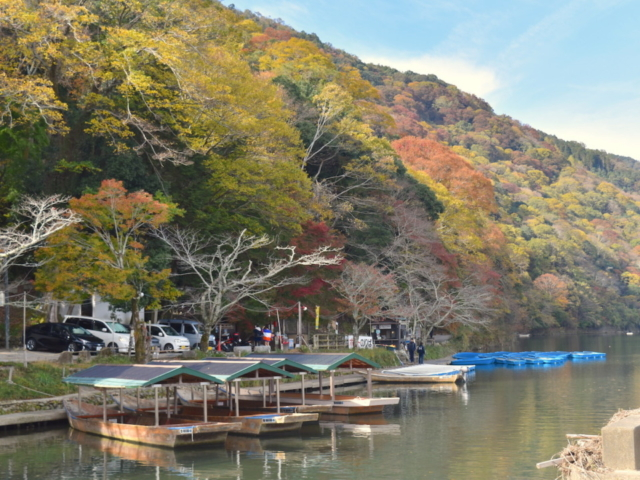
[145,324,190,351]
[63,316,133,353]
[158,319,204,350]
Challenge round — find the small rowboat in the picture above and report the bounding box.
[370,371,462,384]
[370,364,465,384]
[64,398,240,448]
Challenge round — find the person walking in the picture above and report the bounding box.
[407,338,416,363]
[417,341,425,364]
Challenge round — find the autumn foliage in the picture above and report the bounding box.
[392,136,497,213]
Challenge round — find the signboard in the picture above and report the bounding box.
[357,336,373,349]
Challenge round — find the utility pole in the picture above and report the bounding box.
[4,270,8,349]
[297,302,308,348]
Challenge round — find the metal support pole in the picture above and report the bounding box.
[318,372,323,392]
[119,389,123,413]
[329,370,335,401]
[166,386,171,418]
[173,386,178,415]
[202,383,208,422]
[367,368,372,398]
[262,379,266,408]
[154,385,160,426]
[102,389,107,422]
[4,270,8,350]
[298,302,302,347]
[215,384,219,406]
[275,377,281,414]
[22,291,26,367]
[234,380,240,417]
[300,372,306,405]
[78,386,82,414]
[137,387,140,411]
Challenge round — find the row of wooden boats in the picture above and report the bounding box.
[450,350,607,366]
[62,353,400,449]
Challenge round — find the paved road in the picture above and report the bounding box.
[0,348,60,363]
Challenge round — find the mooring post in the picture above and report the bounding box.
[329,370,335,401]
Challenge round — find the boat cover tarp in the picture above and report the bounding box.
[63,364,225,388]
[148,360,295,381]
[380,364,463,376]
[246,352,381,371]
[202,356,319,374]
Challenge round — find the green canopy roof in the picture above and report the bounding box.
[202,356,319,374]
[149,360,295,382]
[246,352,381,371]
[63,364,225,388]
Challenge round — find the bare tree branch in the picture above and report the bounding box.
[0,195,80,274]
[155,227,342,349]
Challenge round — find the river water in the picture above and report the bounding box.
[2,334,639,480]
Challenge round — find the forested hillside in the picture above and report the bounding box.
[2,0,639,344]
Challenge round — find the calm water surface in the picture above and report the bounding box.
[2,334,640,480]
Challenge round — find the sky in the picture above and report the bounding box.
[225,0,640,160]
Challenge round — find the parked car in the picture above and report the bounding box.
[63,316,133,353]
[158,319,204,350]
[145,324,190,351]
[25,322,105,353]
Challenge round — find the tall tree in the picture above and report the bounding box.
[331,260,402,338]
[154,227,342,350]
[36,179,179,361]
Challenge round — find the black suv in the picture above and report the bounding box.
[25,323,105,353]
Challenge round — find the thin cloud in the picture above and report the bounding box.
[361,54,502,98]
[524,98,640,159]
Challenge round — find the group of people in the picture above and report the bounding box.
[253,325,273,346]
[406,338,425,364]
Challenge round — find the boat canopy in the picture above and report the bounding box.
[63,364,225,388]
[246,353,381,371]
[148,360,295,382]
[202,356,319,374]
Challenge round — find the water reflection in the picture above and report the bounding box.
[3,334,640,480]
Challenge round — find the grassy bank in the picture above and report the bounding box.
[0,354,134,401]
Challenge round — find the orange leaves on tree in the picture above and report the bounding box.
[70,179,172,236]
[392,136,497,213]
[533,273,570,307]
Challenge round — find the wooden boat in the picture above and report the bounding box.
[370,371,461,384]
[115,392,318,436]
[243,353,399,415]
[369,364,464,384]
[238,391,399,415]
[63,397,240,448]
